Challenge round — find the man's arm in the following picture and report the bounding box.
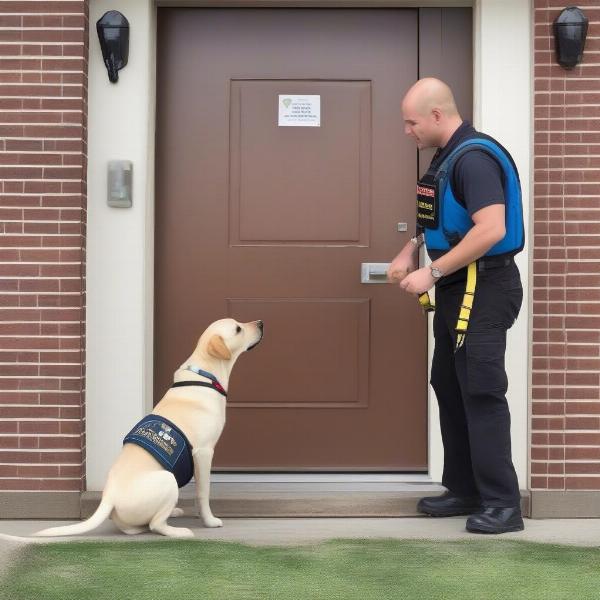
[399,148,507,294]
[399,204,505,294]
[431,203,506,276]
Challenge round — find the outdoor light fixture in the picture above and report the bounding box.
[97,10,129,83]
[553,6,588,69]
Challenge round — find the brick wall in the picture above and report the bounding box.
[0,1,88,494]
[533,0,600,492]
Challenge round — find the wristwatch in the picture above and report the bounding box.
[430,265,444,279]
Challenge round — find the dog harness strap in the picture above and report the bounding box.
[123,415,194,488]
[171,380,227,397]
[183,365,227,396]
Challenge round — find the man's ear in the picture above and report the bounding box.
[207,334,232,360]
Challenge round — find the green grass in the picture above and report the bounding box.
[2,539,600,600]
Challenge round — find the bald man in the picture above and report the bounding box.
[388,78,525,534]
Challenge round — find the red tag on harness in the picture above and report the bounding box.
[416,179,439,229]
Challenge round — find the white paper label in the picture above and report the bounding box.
[278,95,321,127]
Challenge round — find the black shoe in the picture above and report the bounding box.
[466,507,524,534]
[417,491,482,517]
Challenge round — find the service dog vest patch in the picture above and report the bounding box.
[123,415,194,488]
[416,176,439,230]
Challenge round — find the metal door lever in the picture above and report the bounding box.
[361,263,390,284]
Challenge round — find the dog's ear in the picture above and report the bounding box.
[207,334,232,360]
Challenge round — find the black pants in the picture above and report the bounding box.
[431,259,523,507]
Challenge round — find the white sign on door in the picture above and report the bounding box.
[278,95,321,127]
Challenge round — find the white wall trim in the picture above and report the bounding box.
[469,0,531,489]
[87,0,157,489]
[86,0,531,490]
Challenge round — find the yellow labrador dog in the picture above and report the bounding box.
[34,318,263,539]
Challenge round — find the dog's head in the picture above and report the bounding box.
[197,318,263,364]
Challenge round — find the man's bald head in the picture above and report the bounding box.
[402,78,459,118]
[402,78,463,149]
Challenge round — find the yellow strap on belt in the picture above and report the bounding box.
[455,261,477,351]
[418,291,435,312]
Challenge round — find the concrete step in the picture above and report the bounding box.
[81,482,530,518]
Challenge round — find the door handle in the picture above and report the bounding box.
[361,263,390,284]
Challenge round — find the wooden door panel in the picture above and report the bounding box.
[155,8,472,470]
[230,79,371,245]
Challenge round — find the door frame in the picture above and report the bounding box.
[86,0,532,491]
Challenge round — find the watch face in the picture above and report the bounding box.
[431,267,443,278]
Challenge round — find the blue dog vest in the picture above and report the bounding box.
[123,415,194,488]
[418,135,525,257]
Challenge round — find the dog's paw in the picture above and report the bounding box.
[170,527,195,538]
[170,508,185,518]
[202,516,223,528]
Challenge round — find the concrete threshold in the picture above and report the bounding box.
[81,482,531,518]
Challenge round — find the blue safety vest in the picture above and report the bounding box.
[417,135,524,256]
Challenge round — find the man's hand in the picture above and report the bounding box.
[387,244,417,283]
[399,266,435,295]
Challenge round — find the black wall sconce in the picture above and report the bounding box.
[97,11,129,83]
[553,6,588,69]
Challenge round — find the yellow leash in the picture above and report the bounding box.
[417,261,478,351]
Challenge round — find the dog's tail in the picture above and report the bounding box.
[33,497,114,537]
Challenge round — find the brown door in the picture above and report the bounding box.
[155,8,471,471]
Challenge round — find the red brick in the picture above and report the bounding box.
[566,416,600,430]
[532,402,565,416]
[547,477,566,490]
[566,402,600,415]
[564,477,600,490]
[531,476,548,489]
[566,463,600,475]
[566,447,600,460]
[548,463,565,475]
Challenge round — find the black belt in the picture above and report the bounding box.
[477,255,514,271]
